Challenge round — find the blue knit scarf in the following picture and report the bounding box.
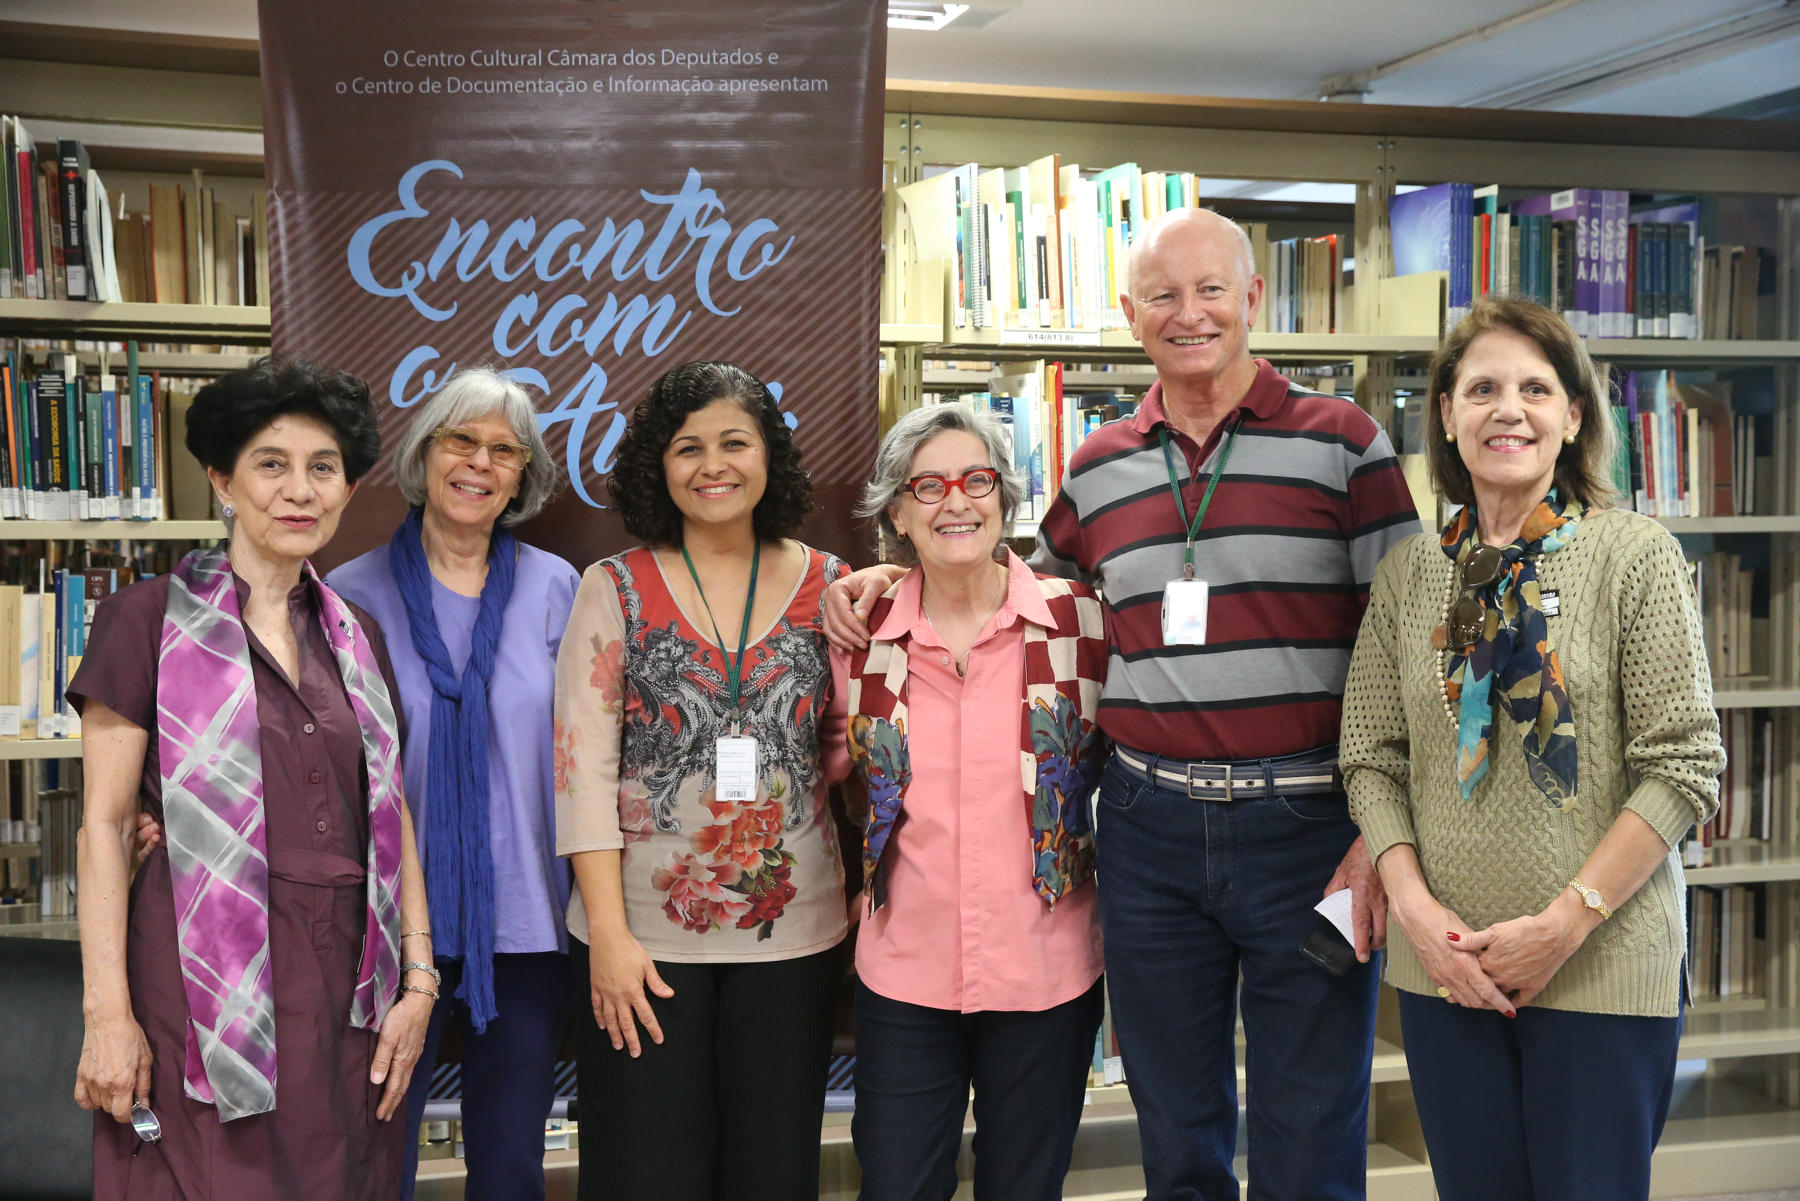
[388,506,516,1032]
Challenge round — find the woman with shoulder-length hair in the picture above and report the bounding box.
[824,401,1107,1201]
[554,361,849,1200]
[327,366,581,1201]
[69,357,433,1200]
[1340,296,1723,1201]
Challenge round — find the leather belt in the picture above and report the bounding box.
[1113,746,1343,802]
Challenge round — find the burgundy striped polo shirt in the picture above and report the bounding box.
[1028,359,1420,762]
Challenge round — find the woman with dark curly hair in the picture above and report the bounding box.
[67,357,434,1200]
[553,361,849,1200]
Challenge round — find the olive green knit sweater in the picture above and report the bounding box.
[1342,507,1722,1017]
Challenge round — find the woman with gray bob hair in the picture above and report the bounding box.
[392,368,559,524]
[826,398,1108,1200]
[855,402,1025,562]
[326,364,582,1201]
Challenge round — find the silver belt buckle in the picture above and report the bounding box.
[1184,762,1231,801]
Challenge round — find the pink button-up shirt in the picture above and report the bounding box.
[827,551,1104,1013]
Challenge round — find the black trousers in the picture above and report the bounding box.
[569,937,844,1201]
[850,977,1104,1201]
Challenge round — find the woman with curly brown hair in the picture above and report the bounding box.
[553,361,848,1200]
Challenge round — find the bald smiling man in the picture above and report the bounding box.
[829,208,1419,1199]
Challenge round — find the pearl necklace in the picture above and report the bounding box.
[1434,559,1459,730]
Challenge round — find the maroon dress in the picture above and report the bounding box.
[67,573,408,1201]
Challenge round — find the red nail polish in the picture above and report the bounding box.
[1446,931,1461,942]
[1505,1010,1517,1019]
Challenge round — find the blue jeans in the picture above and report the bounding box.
[1096,751,1378,1201]
[1398,994,1682,1201]
[852,978,1104,1201]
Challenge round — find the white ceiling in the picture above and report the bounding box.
[8,0,1799,119]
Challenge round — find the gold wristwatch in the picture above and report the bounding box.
[1568,878,1612,921]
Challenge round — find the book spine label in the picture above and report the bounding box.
[135,375,155,519]
[1671,227,1695,340]
[16,151,39,299]
[57,145,88,301]
[101,388,120,519]
[36,376,66,519]
[63,380,84,521]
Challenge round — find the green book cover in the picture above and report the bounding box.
[1609,403,1633,504]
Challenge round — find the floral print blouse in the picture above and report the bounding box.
[554,543,849,962]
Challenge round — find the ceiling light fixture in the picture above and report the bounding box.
[888,2,971,32]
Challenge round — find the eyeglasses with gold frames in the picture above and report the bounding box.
[430,426,532,471]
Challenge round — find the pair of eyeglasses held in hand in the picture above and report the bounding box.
[131,1102,161,1143]
[903,468,999,504]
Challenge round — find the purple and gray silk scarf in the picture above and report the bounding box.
[156,546,406,1121]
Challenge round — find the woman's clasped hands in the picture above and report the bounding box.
[1392,879,1599,1016]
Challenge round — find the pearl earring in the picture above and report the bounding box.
[1445,432,1455,444]
[1564,432,1576,444]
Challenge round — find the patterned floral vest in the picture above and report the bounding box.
[844,572,1108,910]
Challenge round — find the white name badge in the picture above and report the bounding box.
[716,736,759,802]
[1161,578,1210,645]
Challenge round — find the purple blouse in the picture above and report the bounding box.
[328,540,581,955]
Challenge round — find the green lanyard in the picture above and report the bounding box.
[1159,416,1241,580]
[679,540,762,720]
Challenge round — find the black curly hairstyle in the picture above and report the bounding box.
[185,357,382,483]
[607,361,813,546]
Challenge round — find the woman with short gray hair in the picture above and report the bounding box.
[824,400,1108,1201]
[391,368,559,526]
[856,402,1026,563]
[327,366,582,1201]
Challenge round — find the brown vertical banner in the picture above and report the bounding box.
[259,1,885,570]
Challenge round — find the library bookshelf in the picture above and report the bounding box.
[0,291,247,925]
[1,41,1796,1190]
[878,83,1800,1198]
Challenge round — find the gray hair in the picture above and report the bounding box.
[393,367,558,526]
[855,402,1025,565]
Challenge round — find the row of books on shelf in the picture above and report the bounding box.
[1691,554,1760,683]
[1390,183,1773,339]
[896,158,1342,337]
[0,564,114,740]
[0,345,217,521]
[1606,370,1764,518]
[0,543,190,744]
[2,116,271,306]
[0,758,77,913]
[1681,709,1783,871]
[1686,883,1766,1002]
